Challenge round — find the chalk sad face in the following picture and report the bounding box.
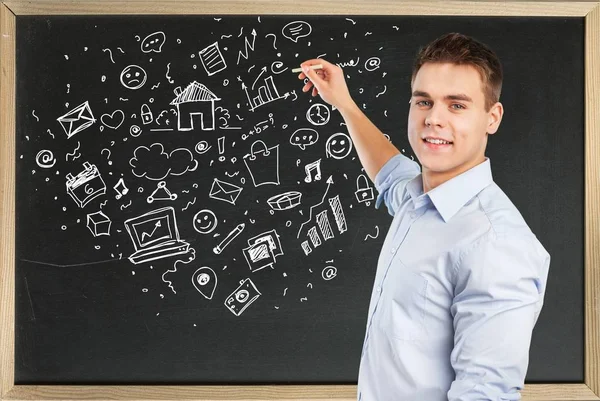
[407,62,503,192]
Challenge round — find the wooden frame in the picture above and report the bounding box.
[0,1,598,400]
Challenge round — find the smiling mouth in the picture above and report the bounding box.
[422,138,453,149]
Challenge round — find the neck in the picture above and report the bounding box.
[422,157,486,193]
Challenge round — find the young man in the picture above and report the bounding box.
[298,33,550,400]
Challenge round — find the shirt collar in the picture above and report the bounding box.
[406,158,494,223]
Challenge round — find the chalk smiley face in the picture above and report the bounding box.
[193,209,218,234]
[326,133,353,159]
[120,65,147,90]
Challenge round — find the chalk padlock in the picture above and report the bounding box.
[140,103,153,125]
[355,174,374,203]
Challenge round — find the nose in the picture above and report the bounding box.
[424,104,445,127]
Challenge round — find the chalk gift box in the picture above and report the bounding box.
[65,162,107,208]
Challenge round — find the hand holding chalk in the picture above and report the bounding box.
[297,58,356,113]
[291,64,323,73]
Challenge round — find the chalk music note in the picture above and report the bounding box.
[304,159,322,183]
[113,178,129,200]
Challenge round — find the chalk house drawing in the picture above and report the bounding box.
[170,81,221,131]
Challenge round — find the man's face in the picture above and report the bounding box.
[408,62,501,186]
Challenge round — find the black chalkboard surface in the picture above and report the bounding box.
[15,15,583,384]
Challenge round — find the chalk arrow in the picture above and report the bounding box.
[141,220,161,241]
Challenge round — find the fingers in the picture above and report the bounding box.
[302,64,325,89]
[302,58,336,70]
[298,58,332,97]
[302,80,314,93]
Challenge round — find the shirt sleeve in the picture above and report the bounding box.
[447,234,550,401]
[374,153,421,216]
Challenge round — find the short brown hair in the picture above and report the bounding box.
[411,32,503,112]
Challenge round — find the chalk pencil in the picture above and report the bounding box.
[291,64,324,73]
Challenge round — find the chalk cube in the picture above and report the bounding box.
[86,211,111,237]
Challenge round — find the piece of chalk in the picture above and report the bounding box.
[292,64,323,73]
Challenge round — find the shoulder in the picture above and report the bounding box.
[454,183,550,275]
[475,182,535,238]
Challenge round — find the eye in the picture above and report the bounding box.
[415,100,431,107]
[331,140,337,145]
[451,104,466,110]
[135,72,140,77]
[126,73,131,78]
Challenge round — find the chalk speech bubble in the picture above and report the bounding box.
[282,21,312,43]
[141,31,166,53]
[290,128,319,150]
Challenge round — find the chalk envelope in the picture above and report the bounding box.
[209,178,243,205]
[57,101,96,138]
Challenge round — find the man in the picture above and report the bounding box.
[298,32,550,400]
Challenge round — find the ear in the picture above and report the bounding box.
[486,102,504,135]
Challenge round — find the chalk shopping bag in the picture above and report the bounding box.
[243,140,280,187]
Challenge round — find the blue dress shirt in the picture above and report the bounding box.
[357,153,550,401]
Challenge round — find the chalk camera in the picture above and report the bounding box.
[224,278,261,316]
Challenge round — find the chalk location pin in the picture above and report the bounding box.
[192,267,217,300]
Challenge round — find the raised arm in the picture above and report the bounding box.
[298,59,400,181]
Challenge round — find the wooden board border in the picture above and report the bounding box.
[1,1,598,400]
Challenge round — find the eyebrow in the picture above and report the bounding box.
[411,90,473,103]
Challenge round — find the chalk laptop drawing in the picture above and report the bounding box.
[124,206,190,265]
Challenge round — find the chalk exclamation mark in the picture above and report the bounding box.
[218,136,225,162]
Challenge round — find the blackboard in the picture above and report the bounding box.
[2,2,599,400]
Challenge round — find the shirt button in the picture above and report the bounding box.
[390,247,396,254]
[376,286,382,293]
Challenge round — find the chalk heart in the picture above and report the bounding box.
[101,110,125,130]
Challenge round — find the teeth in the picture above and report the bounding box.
[425,138,451,145]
